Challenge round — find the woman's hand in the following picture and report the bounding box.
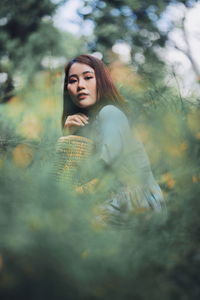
[64,113,89,134]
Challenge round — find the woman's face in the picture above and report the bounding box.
[67,62,97,109]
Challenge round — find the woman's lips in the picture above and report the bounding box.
[78,94,88,100]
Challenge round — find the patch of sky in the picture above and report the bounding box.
[0,17,8,26]
[139,29,160,41]
[112,41,131,63]
[50,0,62,4]
[185,0,197,8]
[0,73,8,84]
[121,6,132,17]
[125,17,138,31]
[81,19,94,36]
[41,56,66,69]
[146,5,158,22]
[78,5,93,15]
[175,0,196,8]
[134,52,145,64]
[110,8,121,17]
[97,1,107,9]
[91,52,103,60]
[42,16,52,23]
[157,2,187,33]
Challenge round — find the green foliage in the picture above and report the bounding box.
[1,69,200,299]
[0,0,68,103]
[0,0,200,297]
[59,31,88,60]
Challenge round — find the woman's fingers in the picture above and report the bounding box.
[65,114,89,128]
[75,115,89,125]
[66,119,83,127]
[73,116,87,126]
[77,114,89,124]
[78,113,89,120]
[70,120,84,127]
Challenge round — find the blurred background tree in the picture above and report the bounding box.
[79,0,199,81]
[0,0,86,103]
[0,0,64,102]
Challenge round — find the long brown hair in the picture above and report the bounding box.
[62,54,127,128]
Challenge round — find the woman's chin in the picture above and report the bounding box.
[78,101,95,109]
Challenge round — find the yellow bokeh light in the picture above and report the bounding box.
[135,125,150,144]
[12,144,33,167]
[18,114,42,140]
[165,141,188,157]
[40,98,57,117]
[6,96,26,118]
[109,61,141,91]
[161,172,176,189]
[195,132,200,140]
[81,249,90,259]
[192,176,198,183]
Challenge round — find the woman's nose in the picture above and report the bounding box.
[77,78,85,90]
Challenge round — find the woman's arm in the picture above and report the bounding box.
[98,105,130,166]
[75,105,130,194]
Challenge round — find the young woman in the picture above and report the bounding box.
[61,54,166,227]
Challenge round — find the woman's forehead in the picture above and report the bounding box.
[68,62,94,77]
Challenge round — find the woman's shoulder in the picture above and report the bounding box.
[98,105,127,121]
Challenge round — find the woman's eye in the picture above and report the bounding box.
[68,79,77,84]
[85,76,93,80]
